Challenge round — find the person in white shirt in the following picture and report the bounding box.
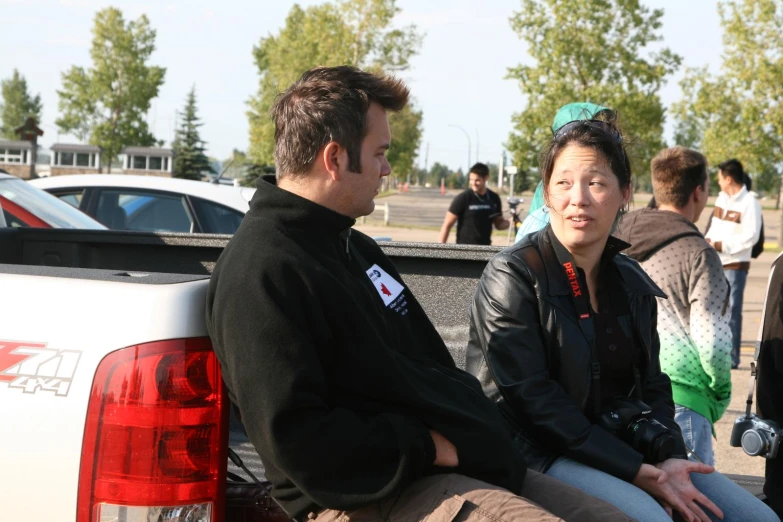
[704,159,762,369]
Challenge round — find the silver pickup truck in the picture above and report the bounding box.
[0,228,769,522]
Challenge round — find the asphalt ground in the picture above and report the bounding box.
[356,186,781,477]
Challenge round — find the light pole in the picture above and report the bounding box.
[449,124,471,173]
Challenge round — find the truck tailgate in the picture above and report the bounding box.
[0,266,210,522]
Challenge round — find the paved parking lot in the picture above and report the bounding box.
[357,187,781,477]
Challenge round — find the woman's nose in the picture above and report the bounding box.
[570,184,591,206]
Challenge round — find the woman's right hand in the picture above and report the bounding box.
[632,464,698,522]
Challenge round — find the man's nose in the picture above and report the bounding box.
[381,159,392,177]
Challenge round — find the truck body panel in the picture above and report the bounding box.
[0,266,208,521]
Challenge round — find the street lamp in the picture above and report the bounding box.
[449,124,471,173]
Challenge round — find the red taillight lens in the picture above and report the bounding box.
[77,338,228,522]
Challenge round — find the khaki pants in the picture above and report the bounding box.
[312,471,635,522]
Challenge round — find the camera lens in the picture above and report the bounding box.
[741,430,766,456]
[629,418,676,462]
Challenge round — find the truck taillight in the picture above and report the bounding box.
[77,337,228,522]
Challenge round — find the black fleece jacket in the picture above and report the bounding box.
[206,181,526,520]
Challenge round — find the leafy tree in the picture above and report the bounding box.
[56,7,165,172]
[506,0,681,191]
[387,104,423,181]
[673,0,783,197]
[247,0,423,178]
[427,162,453,187]
[0,70,42,139]
[172,87,215,180]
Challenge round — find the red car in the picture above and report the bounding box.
[0,172,105,230]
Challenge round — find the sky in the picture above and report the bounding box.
[0,0,724,172]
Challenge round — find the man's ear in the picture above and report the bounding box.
[694,183,706,203]
[322,142,344,181]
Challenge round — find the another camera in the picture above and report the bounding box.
[730,414,781,459]
[596,397,677,463]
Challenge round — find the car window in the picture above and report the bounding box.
[3,208,34,228]
[53,190,85,209]
[95,189,194,232]
[191,197,245,234]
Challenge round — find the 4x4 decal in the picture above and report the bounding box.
[0,340,82,397]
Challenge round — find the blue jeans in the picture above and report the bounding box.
[724,268,748,368]
[545,457,779,522]
[675,405,715,466]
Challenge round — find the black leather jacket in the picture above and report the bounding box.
[466,227,688,483]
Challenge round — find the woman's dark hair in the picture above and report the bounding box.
[717,158,745,186]
[540,117,631,195]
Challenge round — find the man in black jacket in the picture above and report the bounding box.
[206,66,634,522]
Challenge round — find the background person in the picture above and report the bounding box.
[207,65,633,522]
[439,162,508,245]
[466,117,778,522]
[616,147,732,466]
[704,159,762,369]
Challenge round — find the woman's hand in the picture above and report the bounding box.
[632,464,685,517]
[656,459,723,522]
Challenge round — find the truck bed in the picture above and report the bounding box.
[0,227,766,509]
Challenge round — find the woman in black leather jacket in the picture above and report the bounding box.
[466,117,778,522]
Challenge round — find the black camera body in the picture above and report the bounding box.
[596,397,677,463]
[730,413,781,459]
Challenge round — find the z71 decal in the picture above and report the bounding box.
[0,340,82,397]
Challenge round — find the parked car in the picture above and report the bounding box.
[29,174,255,234]
[0,172,106,229]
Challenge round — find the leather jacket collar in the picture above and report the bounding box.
[536,225,666,300]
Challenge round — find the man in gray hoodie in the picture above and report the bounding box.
[616,146,732,466]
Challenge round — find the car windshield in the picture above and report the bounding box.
[0,178,106,229]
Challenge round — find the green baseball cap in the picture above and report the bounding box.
[551,102,614,133]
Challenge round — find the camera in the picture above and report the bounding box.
[730,414,781,459]
[596,397,677,463]
[508,197,523,214]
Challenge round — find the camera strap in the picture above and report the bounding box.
[547,229,603,415]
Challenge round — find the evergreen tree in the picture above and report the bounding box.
[172,87,215,180]
[0,70,42,139]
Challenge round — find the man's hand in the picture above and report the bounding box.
[656,459,723,522]
[429,430,459,467]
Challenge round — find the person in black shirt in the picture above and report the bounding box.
[439,162,509,244]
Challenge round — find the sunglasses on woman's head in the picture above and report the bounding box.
[553,119,623,143]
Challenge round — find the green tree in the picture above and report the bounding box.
[427,161,453,187]
[0,70,42,139]
[247,0,423,177]
[506,0,681,191]
[673,0,783,197]
[172,87,215,180]
[387,104,423,181]
[56,7,165,172]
